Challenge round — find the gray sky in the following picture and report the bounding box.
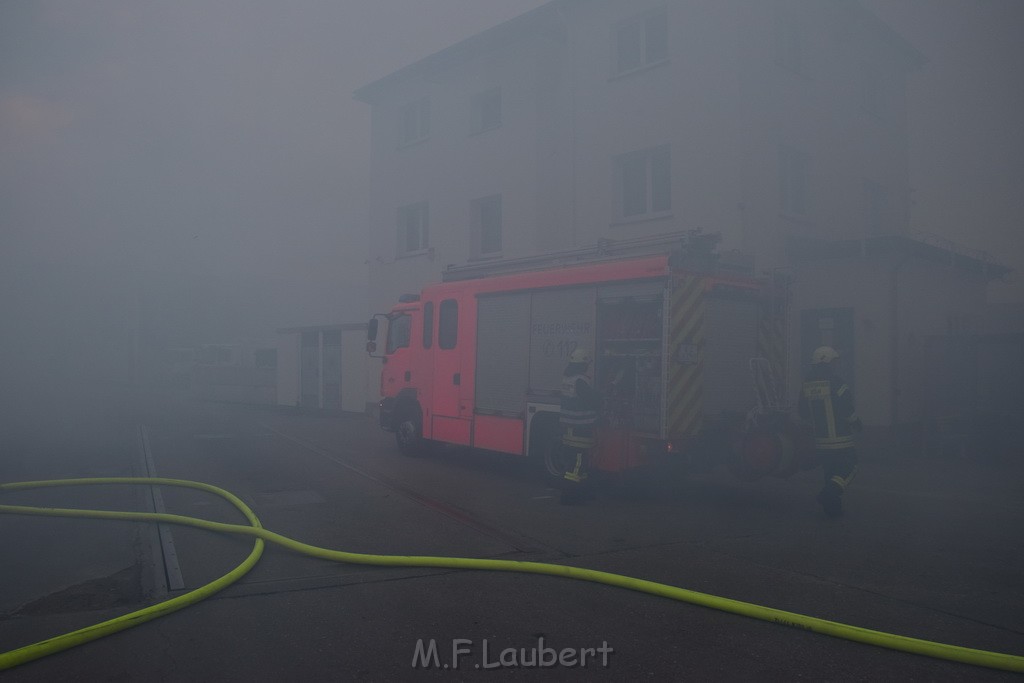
[1,0,1022,346]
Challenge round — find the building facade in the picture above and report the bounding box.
[355,0,1003,427]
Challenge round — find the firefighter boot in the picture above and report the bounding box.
[560,451,591,505]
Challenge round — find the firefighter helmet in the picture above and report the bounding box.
[568,349,592,364]
[811,346,840,365]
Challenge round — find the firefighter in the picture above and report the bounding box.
[559,348,601,504]
[799,346,863,517]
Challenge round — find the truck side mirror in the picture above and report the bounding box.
[367,318,378,341]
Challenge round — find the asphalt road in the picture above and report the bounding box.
[1,394,1022,681]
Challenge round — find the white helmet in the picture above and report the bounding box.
[568,349,592,364]
[811,346,840,365]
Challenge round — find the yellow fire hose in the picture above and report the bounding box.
[1,477,1022,673]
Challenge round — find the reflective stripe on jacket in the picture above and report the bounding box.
[560,374,599,428]
[799,377,857,450]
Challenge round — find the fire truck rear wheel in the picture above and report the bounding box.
[527,415,568,482]
[540,433,573,481]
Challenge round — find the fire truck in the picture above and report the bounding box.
[367,233,813,483]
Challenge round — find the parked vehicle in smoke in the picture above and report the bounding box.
[367,233,814,483]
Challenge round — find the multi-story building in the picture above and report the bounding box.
[355,0,1006,428]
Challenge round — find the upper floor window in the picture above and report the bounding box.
[779,145,808,215]
[397,201,429,256]
[472,194,502,256]
[400,97,430,146]
[613,8,668,76]
[473,87,502,134]
[614,145,671,220]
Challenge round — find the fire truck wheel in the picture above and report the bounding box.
[541,437,576,481]
[395,408,426,457]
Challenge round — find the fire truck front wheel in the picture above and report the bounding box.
[395,405,427,457]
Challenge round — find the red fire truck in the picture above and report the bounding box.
[367,233,812,482]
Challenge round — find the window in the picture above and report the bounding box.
[779,145,808,215]
[472,194,502,256]
[614,8,668,75]
[864,180,889,234]
[615,145,671,219]
[422,301,434,349]
[439,299,458,350]
[775,14,806,75]
[386,313,411,354]
[399,97,430,146]
[397,202,429,256]
[473,87,502,133]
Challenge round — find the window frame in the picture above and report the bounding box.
[611,7,669,78]
[471,193,503,258]
[396,201,429,257]
[399,97,430,147]
[472,87,502,134]
[613,144,672,222]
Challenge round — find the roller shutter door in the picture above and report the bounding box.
[475,293,531,414]
[703,295,759,415]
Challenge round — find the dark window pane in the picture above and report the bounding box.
[480,196,502,253]
[439,299,458,350]
[398,203,428,254]
[386,314,411,354]
[622,152,648,216]
[422,301,434,348]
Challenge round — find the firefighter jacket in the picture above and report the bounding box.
[799,367,861,450]
[560,373,600,430]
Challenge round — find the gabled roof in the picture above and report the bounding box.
[354,0,924,103]
[353,2,564,104]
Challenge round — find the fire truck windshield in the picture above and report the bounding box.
[385,312,411,354]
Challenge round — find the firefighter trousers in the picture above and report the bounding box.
[819,447,858,495]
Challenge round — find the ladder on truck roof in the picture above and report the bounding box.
[442,231,727,282]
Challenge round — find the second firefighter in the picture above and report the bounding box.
[559,348,602,504]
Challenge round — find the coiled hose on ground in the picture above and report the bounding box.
[1,477,1021,673]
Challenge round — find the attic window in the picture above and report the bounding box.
[400,97,430,146]
[473,87,502,133]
